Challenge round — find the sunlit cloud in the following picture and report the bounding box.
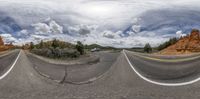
[0,0,199,47]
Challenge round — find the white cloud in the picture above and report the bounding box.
[126,31,135,36]
[49,20,63,34]
[68,24,98,36]
[131,18,141,24]
[132,25,141,33]
[0,33,17,43]
[32,23,51,34]
[31,19,63,35]
[0,0,199,47]
[9,19,65,45]
[176,30,186,37]
[102,30,121,39]
[102,31,115,39]
[17,29,29,37]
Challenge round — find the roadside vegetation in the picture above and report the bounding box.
[142,37,178,53]
[144,43,152,53]
[157,37,178,51]
[29,39,85,59]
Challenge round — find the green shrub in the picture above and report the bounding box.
[31,48,80,59]
[29,39,84,59]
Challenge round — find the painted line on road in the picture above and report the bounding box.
[127,50,200,62]
[123,50,200,86]
[0,50,21,80]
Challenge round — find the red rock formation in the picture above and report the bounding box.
[0,36,4,46]
[160,29,200,55]
[0,36,14,51]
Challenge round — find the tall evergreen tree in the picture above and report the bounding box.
[39,40,44,48]
[30,42,34,50]
[144,43,152,53]
[52,39,59,49]
[157,37,178,51]
[76,41,84,55]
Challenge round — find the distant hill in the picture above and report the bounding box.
[159,29,200,55]
[85,44,117,50]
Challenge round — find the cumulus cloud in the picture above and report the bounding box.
[131,18,141,24]
[126,18,142,34]
[0,0,199,47]
[176,30,186,37]
[79,28,91,35]
[0,33,17,43]
[132,25,141,33]
[7,18,65,45]
[126,31,135,36]
[68,24,98,36]
[31,19,63,34]
[102,30,122,39]
[31,23,51,34]
[16,29,29,37]
[102,31,115,39]
[49,20,63,34]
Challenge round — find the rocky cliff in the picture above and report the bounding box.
[160,29,200,55]
[0,36,14,51]
[0,36,4,46]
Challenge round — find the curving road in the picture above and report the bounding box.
[0,50,20,77]
[124,50,200,83]
[0,50,200,99]
[26,51,119,84]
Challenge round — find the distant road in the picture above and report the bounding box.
[1,50,200,99]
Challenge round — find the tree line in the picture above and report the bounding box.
[29,39,85,59]
[143,37,179,53]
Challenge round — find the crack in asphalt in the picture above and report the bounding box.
[59,66,67,84]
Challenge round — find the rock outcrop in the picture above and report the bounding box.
[0,36,4,46]
[0,36,14,51]
[160,29,200,55]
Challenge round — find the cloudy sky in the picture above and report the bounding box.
[0,0,200,47]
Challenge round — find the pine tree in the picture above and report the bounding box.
[39,40,44,49]
[52,39,59,49]
[76,41,84,55]
[30,42,34,50]
[144,43,152,53]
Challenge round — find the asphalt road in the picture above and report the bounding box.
[125,50,200,83]
[1,50,200,99]
[26,51,119,83]
[0,50,19,77]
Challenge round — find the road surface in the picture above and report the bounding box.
[125,50,200,83]
[0,50,200,99]
[26,51,119,84]
[0,50,19,77]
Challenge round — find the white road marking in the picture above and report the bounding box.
[0,50,21,80]
[123,50,200,86]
